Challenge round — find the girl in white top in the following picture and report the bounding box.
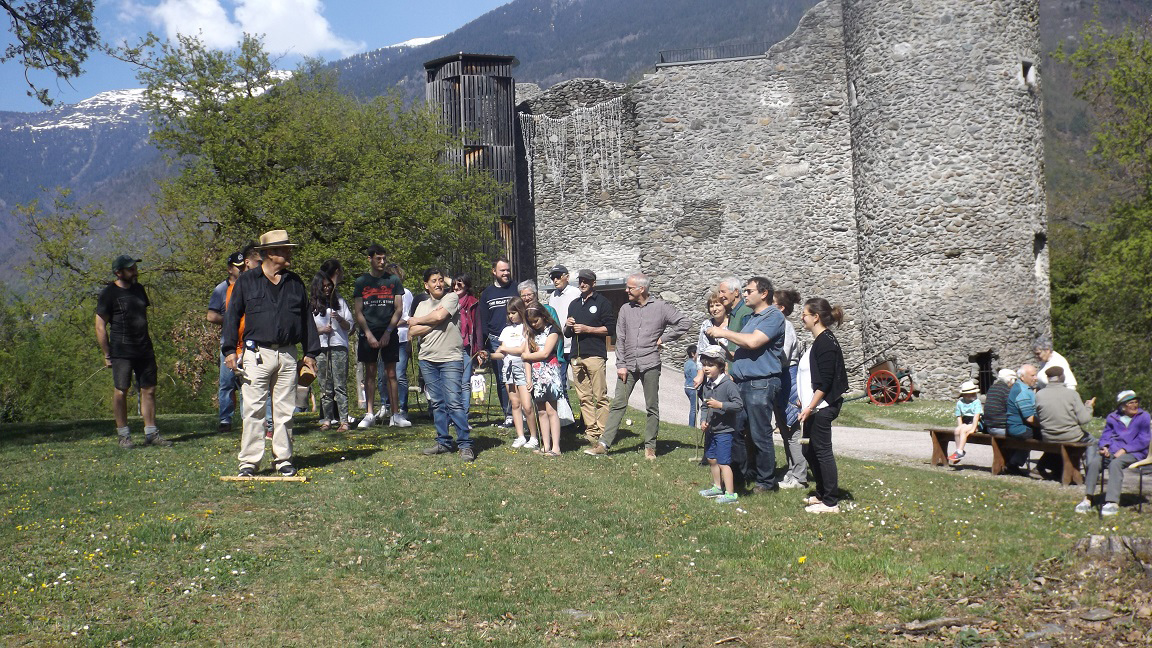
[522,306,563,456]
[311,272,353,431]
[490,298,539,449]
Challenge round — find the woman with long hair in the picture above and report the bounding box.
[522,305,564,456]
[797,297,849,513]
[454,274,481,423]
[311,272,352,431]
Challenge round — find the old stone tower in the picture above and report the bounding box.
[514,0,1048,398]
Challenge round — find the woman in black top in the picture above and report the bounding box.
[797,298,849,513]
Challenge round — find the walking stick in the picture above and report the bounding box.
[692,385,705,462]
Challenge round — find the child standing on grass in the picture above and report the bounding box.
[684,345,699,428]
[522,306,564,456]
[491,298,539,450]
[696,345,743,504]
[949,380,983,465]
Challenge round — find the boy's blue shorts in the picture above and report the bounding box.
[704,430,733,465]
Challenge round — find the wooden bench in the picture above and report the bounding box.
[927,427,1090,486]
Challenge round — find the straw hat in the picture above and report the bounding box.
[255,229,297,248]
[958,380,979,395]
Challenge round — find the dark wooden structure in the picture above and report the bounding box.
[424,53,531,278]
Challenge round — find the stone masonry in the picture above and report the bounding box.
[516,0,1048,398]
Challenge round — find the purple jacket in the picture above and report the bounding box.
[1098,409,1150,461]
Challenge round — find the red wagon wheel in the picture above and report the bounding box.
[898,373,916,402]
[867,369,902,406]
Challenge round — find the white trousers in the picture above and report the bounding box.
[238,346,298,469]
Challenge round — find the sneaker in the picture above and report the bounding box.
[1074,498,1093,514]
[143,434,172,447]
[948,450,965,465]
[752,484,778,494]
[584,443,607,456]
[805,502,841,514]
[278,463,297,477]
[524,437,539,449]
[264,429,274,440]
[376,405,390,420]
[217,422,232,433]
[357,413,376,429]
[715,493,739,504]
[390,412,412,428]
[422,444,453,455]
[511,437,527,449]
[118,436,134,449]
[803,495,822,506]
[698,486,724,498]
[1102,502,1120,516]
[460,447,476,462]
[779,476,805,490]
[330,419,341,427]
[499,416,514,428]
[238,465,255,478]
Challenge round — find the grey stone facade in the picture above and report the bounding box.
[516,0,1049,398]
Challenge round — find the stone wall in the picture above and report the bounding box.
[841,0,1049,395]
[515,0,1049,398]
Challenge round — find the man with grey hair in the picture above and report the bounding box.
[586,273,691,459]
[1032,337,1078,391]
[1004,363,1040,474]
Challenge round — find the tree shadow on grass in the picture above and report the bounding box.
[295,446,381,470]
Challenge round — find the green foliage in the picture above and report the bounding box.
[1052,16,1152,409]
[1,0,100,105]
[121,33,502,283]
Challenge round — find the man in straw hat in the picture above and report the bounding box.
[95,254,170,449]
[222,229,320,477]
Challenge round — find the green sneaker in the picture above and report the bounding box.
[698,486,724,498]
[715,493,739,504]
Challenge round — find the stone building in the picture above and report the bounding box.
[512,0,1048,398]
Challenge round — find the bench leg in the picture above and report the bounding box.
[990,437,1006,475]
[1061,446,1084,486]
[930,432,949,467]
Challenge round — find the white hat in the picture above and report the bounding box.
[958,380,979,395]
[1117,390,1138,406]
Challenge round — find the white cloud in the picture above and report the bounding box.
[133,0,363,57]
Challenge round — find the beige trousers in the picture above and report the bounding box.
[238,346,297,470]
[571,355,608,438]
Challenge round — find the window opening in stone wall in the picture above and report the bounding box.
[1020,59,1037,89]
[967,350,997,393]
[848,80,858,108]
[1033,232,1046,258]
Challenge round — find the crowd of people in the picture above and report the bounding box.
[97,229,860,512]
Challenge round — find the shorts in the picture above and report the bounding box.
[111,356,158,391]
[704,430,733,465]
[502,360,527,387]
[357,329,401,364]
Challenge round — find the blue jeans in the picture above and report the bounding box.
[486,334,511,418]
[461,349,475,421]
[420,358,472,449]
[218,352,239,423]
[685,387,698,428]
[378,341,411,413]
[739,376,781,489]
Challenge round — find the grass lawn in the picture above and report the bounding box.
[2,403,1149,646]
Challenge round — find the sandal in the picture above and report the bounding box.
[319,422,331,431]
[337,423,349,432]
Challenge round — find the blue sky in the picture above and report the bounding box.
[1,0,513,113]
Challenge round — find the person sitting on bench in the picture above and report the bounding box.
[1075,390,1150,516]
[1034,366,1096,479]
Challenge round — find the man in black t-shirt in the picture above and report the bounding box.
[95,255,170,449]
[353,243,409,428]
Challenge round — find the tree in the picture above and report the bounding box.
[1051,17,1152,407]
[120,33,502,281]
[2,0,101,105]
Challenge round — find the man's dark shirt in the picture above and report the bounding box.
[983,381,1011,429]
[477,281,517,341]
[222,267,320,357]
[96,282,154,358]
[564,291,616,358]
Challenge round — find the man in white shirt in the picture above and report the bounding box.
[545,265,580,391]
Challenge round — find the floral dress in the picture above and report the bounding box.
[530,325,564,402]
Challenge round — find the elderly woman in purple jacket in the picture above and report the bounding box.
[1075,390,1150,516]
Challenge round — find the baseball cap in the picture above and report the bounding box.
[112,255,141,272]
[228,252,245,267]
[548,265,568,278]
[1117,390,1138,406]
